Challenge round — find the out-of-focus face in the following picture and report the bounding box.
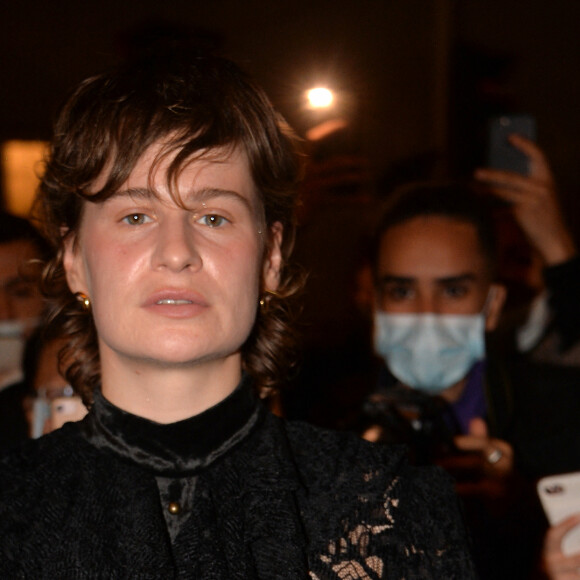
[375,216,504,330]
[0,239,43,323]
[64,145,282,375]
[27,338,87,436]
[34,338,69,400]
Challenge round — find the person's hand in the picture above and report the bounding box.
[445,418,514,498]
[542,514,580,579]
[474,134,576,266]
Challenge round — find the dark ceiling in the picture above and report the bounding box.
[1,0,579,210]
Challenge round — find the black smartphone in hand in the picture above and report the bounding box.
[486,114,536,176]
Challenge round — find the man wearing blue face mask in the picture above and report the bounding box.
[360,182,580,580]
[364,184,510,467]
[364,181,580,468]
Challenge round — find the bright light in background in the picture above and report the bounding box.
[306,87,334,109]
[1,140,47,217]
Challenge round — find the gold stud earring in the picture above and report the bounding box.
[74,292,91,311]
[259,289,282,308]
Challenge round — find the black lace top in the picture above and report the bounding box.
[0,377,478,579]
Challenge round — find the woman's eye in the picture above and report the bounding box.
[198,214,228,228]
[122,213,151,225]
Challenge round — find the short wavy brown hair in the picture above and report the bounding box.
[36,53,304,406]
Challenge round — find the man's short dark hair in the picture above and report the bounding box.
[371,182,498,280]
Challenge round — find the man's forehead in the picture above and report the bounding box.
[376,216,489,279]
[0,239,40,259]
[0,239,40,275]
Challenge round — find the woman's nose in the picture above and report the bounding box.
[152,219,202,272]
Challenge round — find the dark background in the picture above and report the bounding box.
[1,0,579,231]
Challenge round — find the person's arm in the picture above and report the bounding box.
[476,136,580,350]
[541,515,580,579]
[475,134,576,267]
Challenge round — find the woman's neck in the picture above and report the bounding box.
[99,351,243,424]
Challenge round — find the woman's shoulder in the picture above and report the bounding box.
[248,414,460,519]
[0,423,93,496]
[283,417,422,485]
[1,421,80,461]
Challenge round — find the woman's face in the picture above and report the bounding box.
[64,145,282,374]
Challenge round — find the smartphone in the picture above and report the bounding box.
[486,114,537,176]
[538,472,580,555]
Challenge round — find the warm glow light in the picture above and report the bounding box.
[307,87,334,109]
[305,118,349,141]
[1,140,47,217]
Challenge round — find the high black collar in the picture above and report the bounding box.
[80,374,263,476]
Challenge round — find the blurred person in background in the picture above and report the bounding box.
[22,330,87,438]
[0,211,47,451]
[360,182,580,579]
[283,125,380,428]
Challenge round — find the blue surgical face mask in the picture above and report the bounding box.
[0,317,39,388]
[373,311,486,394]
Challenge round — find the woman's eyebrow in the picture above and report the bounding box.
[185,187,255,212]
[111,187,256,214]
[109,187,154,200]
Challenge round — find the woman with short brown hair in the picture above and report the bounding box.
[0,51,476,578]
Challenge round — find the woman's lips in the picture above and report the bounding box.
[143,290,209,318]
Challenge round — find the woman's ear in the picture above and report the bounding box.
[485,283,507,331]
[262,222,283,293]
[63,233,88,295]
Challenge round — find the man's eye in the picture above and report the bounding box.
[6,281,36,299]
[198,214,228,228]
[384,286,413,301]
[122,213,151,225]
[444,285,468,298]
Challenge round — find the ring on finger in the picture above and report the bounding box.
[486,448,503,464]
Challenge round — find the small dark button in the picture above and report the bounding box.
[168,502,181,515]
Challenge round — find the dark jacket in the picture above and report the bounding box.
[0,380,29,452]
[0,406,476,579]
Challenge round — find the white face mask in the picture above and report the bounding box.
[0,317,40,389]
[30,394,51,439]
[373,312,486,394]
